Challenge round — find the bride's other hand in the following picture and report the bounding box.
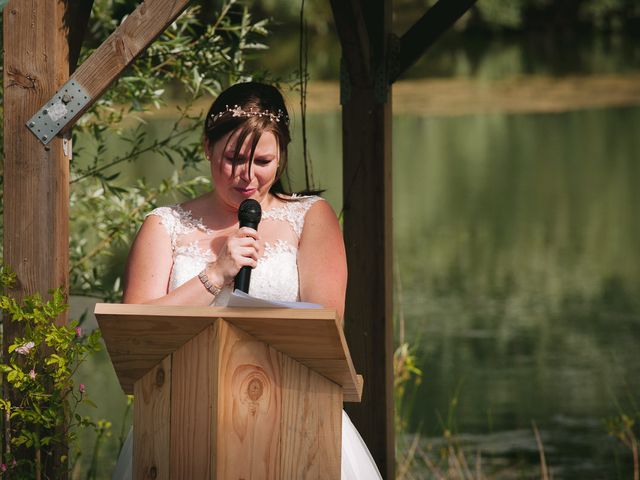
[207,227,260,285]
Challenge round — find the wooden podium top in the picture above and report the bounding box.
[95,303,363,402]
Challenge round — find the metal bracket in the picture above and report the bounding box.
[26,79,91,145]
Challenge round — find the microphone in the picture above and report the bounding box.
[234,199,262,293]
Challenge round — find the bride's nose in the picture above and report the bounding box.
[237,161,252,181]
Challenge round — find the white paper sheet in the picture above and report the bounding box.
[226,290,322,309]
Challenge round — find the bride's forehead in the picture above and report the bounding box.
[223,130,278,152]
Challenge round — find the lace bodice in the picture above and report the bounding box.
[147,195,322,305]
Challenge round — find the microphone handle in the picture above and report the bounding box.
[234,219,259,293]
[234,267,252,293]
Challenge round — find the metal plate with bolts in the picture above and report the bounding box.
[25,79,91,145]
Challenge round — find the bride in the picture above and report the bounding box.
[114,82,382,479]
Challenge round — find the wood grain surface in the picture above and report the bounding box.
[342,85,395,479]
[280,353,342,478]
[134,355,171,480]
[95,303,362,401]
[170,323,217,478]
[3,3,71,476]
[338,0,395,475]
[215,319,283,479]
[3,2,71,313]
[129,318,344,478]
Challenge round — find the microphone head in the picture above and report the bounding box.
[238,199,262,227]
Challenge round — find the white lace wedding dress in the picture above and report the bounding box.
[112,195,382,479]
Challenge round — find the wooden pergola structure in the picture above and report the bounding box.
[2,0,475,477]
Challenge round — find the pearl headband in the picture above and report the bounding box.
[210,104,289,126]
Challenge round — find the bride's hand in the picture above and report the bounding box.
[207,227,260,286]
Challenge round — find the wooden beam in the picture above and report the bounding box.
[328,0,371,85]
[337,0,395,477]
[66,0,95,72]
[3,0,71,327]
[391,0,478,82]
[3,0,72,475]
[341,89,394,479]
[32,0,192,137]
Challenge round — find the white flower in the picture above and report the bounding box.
[15,342,35,355]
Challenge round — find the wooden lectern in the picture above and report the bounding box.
[95,303,363,479]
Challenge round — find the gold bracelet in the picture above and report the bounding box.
[198,269,223,296]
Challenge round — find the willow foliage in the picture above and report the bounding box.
[0,0,272,300]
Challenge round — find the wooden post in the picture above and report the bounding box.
[342,87,394,479]
[341,91,394,478]
[3,0,71,473]
[3,1,71,301]
[331,0,395,477]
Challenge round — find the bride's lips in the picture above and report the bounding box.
[234,187,257,196]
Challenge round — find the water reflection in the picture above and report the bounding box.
[394,107,640,477]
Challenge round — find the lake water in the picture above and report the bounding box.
[70,78,640,477]
[393,107,640,478]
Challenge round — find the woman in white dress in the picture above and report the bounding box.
[115,82,382,479]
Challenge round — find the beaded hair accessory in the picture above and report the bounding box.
[210,104,289,126]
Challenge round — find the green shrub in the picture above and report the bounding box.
[0,267,101,478]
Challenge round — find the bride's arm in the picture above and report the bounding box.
[123,215,258,305]
[297,200,348,322]
[123,216,214,305]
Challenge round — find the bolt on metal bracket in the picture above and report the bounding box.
[26,79,91,145]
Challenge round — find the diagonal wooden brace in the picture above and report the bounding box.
[391,0,478,83]
[26,0,193,144]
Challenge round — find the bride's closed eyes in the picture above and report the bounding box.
[253,156,275,166]
[223,153,275,166]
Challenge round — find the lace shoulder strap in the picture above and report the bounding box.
[146,204,202,249]
[262,195,323,237]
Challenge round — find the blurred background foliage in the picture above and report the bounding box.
[245,0,640,34]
